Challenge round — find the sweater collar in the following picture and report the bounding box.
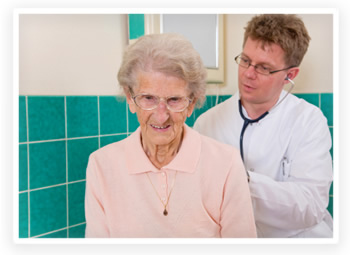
[126,124,201,175]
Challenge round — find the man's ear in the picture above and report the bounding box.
[284,67,299,83]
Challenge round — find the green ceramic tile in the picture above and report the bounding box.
[38,229,67,238]
[218,95,232,105]
[69,224,86,238]
[205,95,214,109]
[68,182,86,226]
[194,97,210,119]
[29,141,66,189]
[128,108,140,133]
[128,14,145,40]
[28,96,65,141]
[99,96,127,135]
[327,195,333,217]
[68,138,98,182]
[30,186,67,237]
[294,93,319,108]
[100,134,127,148]
[186,96,212,127]
[321,93,333,127]
[185,112,196,127]
[19,193,28,238]
[19,96,27,142]
[67,96,98,138]
[19,144,28,192]
[329,181,333,196]
[329,127,333,159]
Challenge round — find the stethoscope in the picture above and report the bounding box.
[239,77,295,181]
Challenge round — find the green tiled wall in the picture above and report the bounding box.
[18,93,334,238]
[18,95,128,238]
[28,97,65,141]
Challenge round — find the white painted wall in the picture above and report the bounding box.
[18,13,333,95]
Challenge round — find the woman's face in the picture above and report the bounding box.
[126,71,196,147]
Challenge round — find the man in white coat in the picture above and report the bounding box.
[194,14,333,238]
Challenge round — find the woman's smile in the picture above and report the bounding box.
[150,123,171,132]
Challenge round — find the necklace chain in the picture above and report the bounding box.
[146,171,178,216]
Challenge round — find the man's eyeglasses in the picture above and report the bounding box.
[131,93,192,112]
[235,55,295,75]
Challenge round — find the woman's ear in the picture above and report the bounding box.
[124,88,137,114]
[187,98,197,117]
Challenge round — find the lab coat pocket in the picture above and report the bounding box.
[280,157,292,181]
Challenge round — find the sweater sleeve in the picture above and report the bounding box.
[220,150,257,238]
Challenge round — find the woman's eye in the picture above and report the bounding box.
[168,97,183,106]
[143,95,156,101]
[169,97,180,102]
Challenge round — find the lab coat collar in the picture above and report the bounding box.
[237,90,288,119]
[126,124,201,175]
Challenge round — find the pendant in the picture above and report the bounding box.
[163,209,168,216]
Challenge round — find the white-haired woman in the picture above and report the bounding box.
[85,33,256,238]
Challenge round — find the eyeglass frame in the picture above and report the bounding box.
[131,93,193,112]
[234,54,296,75]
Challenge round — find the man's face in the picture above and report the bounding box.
[238,37,291,111]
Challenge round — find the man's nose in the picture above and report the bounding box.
[244,64,257,79]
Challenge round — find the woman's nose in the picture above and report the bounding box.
[153,101,170,123]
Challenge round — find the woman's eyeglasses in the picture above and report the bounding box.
[131,93,192,112]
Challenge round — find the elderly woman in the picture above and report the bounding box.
[84,33,256,238]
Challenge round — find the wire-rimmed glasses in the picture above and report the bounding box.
[131,93,192,112]
[235,54,295,75]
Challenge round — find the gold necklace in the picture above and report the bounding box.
[146,171,178,216]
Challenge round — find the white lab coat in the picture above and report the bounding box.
[193,90,333,238]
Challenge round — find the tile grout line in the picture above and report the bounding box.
[30,222,87,238]
[18,133,129,145]
[19,180,86,194]
[25,96,31,238]
[319,93,321,108]
[64,96,69,238]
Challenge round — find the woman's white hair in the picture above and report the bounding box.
[117,33,207,107]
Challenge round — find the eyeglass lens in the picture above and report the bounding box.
[134,94,190,112]
[236,56,271,75]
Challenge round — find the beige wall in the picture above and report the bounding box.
[19,13,334,96]
[19,14,128,95]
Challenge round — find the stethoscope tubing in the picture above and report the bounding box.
[238,78,295,181]
[239,101,269,162]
